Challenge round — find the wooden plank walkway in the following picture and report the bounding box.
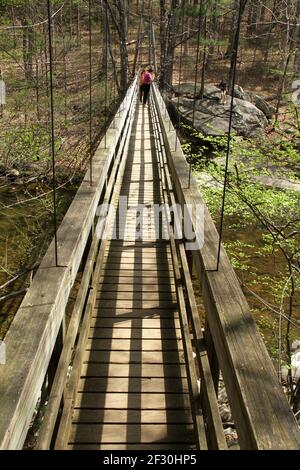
[57,103,197,450]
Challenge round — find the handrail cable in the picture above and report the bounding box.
[47,0,59,267]
[89,0,93,186]
[216,0,244,271]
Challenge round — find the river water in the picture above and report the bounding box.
[0,182,77,339]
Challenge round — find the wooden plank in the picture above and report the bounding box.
[96,292,176,301]
[67,443,196,450]
[105,243,171,251]
[102,261,171,277]
[89,327,181,340]
[97,284,176,293]
[90,317,180,329]
[104,250,172,257]
[106,240,170,248]
[82,350,186,364]
[104,255,172,263]
[77,377,188,393]
[72,409,192,424]
[92,308,179,318]
[74,392,191,410]
[85,338,183,351]
[94,300,178,310]
[68,423,195,444]
[99,269,174,277]
[98,276,175,285]
[80,363,187,378]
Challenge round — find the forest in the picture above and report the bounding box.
[0,0,299,442]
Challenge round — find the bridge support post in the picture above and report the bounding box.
[48,320,65,394]
[186,249,194,277]
[204,325,220,395]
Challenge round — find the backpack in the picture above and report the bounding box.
[143,72,152,85]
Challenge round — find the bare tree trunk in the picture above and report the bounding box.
[151,20,157,73]
[105,0,129,92]
[117,0,129,91]
[21,18,34,82]
[35,57,40,121]
[100,1,108,78]
[132,16,143,76]
[106,8,121,93]
[275,51,291,123]
[228,0,248,91]
[159,0,168,89]
[226,0,248,59]
[263,0,279,64]
[76,0,81,47]
[206,0,218,70]
[165,0,179,88]
[199,16,207,99]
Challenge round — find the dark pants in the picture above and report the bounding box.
[142,84,151,104]
[139,85,143,102]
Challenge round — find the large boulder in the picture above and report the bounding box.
[233,84,251,101]
[173,82,274,121]
[171,94,268,138]
[248,93,275,119]
[173,82,220,100]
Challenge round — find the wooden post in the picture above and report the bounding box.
[204,324,220,395]
[47,320,65,393]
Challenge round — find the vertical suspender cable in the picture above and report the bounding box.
[192,8,202,127]
[140,0,145,67]
[47,0,58,267]
[175,6,185,151]
[89,0,93,185]
[216,0,243,271]
[148,1,151,66]
[104,4,108,148]
[189,3,204,187]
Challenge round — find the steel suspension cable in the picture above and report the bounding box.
[175,5,185,151]
[88,0,93,185]
[192,2,202,126]
[47,0,58,267]
[104,4,108,148]
[216,0,244,271]
[189,4,204,187]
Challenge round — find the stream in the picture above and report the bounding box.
[0,182,77,339]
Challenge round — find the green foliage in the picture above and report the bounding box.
[178,0,232,18]
[1,125,51,167]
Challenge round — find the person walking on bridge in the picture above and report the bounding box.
[141,67,154,107]
[139,68,145,103]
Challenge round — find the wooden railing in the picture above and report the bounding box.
[0,78,138,450]
[152,83,300,450]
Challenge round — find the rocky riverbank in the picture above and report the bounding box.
[170,83,275,138]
